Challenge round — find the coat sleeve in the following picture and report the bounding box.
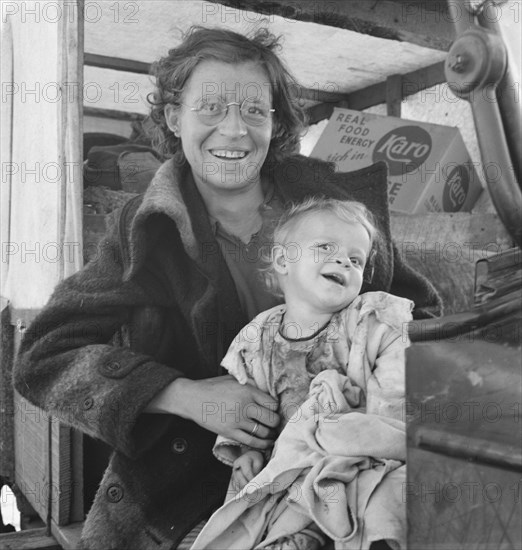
[13,216,185,458]
[213,334,253,466]
[213,318,273,466]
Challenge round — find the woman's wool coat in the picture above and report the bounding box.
[14,154,441,549]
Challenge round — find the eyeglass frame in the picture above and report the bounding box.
[176,96,275,127]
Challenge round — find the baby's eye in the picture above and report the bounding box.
[350,257,363,267]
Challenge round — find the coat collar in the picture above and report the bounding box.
[128,156,198,266]
[125,154,393,292]
[125,155,249,361]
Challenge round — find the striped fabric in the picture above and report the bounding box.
[177,520,207,550]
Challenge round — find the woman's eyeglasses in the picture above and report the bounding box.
[179,97,275,127]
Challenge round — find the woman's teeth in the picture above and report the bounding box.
[210,150,247,159]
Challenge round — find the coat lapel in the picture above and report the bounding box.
[127,155,246,365]
[178,167,248,360]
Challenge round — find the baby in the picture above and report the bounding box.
[196,197,412,550]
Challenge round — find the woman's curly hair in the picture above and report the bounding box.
[147,26,306,162]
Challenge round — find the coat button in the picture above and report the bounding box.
[171,438,188,454]
[106,484,123,503]
[83,397,94,410]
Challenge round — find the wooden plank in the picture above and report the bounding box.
[0,303,15,481]
[210,0,454,50]
[51,423,71,526]
[50,0,83,527]
[386,74,403,117]
[0,10,13,292]
[58,0,84,281]
[84,52,150,74]
[83,106,144,122]
[69,430,84,523]
[0,528,61,550]
[401,61,447,97]
[293,87,352,104]
[307,62,445,123]
[51,521,84,550]
[83,114,133,138]
[14,391,48,525]
[11,310,47,526]
[13,364,76,528]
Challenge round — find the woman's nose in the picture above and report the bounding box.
[218,104,247,137]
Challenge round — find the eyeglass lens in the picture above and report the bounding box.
[194,97,273,126]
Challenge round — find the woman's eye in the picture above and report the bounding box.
[248,105,263,115]
[199,100,222,114]
[243,100,268,116]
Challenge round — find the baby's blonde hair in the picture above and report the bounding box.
[263,196,379,297]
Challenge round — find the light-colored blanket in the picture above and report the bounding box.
[191,370,406,550]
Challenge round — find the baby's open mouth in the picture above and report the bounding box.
[322,273,345,286]
[210,149,248,159]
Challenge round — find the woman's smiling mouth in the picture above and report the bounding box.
[209,149,248,159]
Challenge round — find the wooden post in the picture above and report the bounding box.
[4,0,84,534]
[386,74,403,117]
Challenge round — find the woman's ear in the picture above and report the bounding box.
[165,104,181,137]
[272,245,288,275]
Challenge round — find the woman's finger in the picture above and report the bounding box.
[244,421,277,441]
[182,376,281,438]
[246,393,280,428]
[231,429,273,450]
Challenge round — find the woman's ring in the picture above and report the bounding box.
[250,422,260,437]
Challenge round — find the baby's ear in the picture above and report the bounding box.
[272,245,288,274]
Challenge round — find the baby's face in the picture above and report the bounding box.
[276,212,370,316]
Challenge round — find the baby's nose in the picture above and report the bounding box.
[335,257,351,268]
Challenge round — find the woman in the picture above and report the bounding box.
[14,27,440,549]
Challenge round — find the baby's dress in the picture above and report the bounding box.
[254,309,358,429]
[214,291,411,465]
[198,291,413,550]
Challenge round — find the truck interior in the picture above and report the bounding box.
[0,0,520,548]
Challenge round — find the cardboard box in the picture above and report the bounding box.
[310,108,483,213]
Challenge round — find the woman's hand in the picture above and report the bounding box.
[231,450,265,491]
[146,375,280,449]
